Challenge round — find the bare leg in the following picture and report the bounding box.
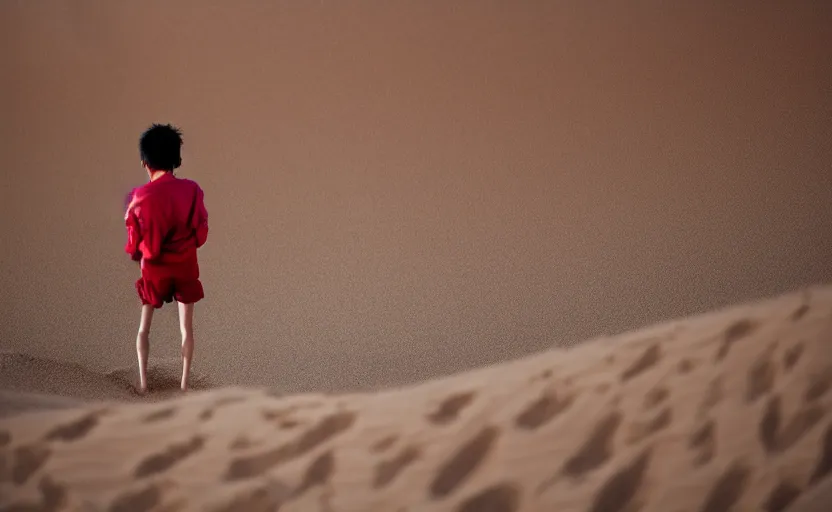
[137,305,154,394]
[178,301,195,391]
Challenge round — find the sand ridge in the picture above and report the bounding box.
[1,284,831,511]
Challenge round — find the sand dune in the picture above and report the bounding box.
[2,2,830,510]
[1,284,830,511]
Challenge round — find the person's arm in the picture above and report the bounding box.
[125,202,164,262]
[193,186,208,248]
[124,207,143,262]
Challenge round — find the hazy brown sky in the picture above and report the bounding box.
[1,1,831,393]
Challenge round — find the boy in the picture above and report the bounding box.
[124,124,208,393]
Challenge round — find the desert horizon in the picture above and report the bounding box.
[2,1,831,399]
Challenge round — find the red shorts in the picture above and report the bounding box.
[135,260,204,308]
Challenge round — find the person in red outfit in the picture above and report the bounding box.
[124,124,208,393]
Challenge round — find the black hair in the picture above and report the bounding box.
[139,123,183,171]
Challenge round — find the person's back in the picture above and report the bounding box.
[127,173,208,270]
[124,123,208,393]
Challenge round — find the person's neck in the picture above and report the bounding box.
[149,170,168,182]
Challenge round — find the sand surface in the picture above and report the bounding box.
[0,352,214,410]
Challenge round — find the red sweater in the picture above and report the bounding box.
[124,173,208,269]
